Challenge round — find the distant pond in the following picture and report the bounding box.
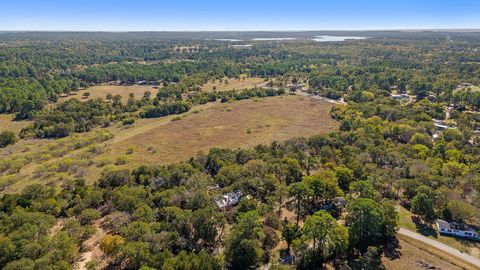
[313,35,368,42]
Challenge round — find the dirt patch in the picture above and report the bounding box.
[76,219,108,270]
[49,218,66,236]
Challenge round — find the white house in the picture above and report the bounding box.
[436,219,479,240]
[432,119,457,130]
[391,93,409,100]
[215,190,242,209]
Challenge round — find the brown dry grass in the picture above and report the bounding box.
[58,84,159,103]
[0,114,31,134]
[102,95,337,170]
[0,95,337,192]
[398,205,480,259]
[201,76,266,92]
[383,235,479,270]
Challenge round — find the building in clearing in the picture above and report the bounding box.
[391,93,410,100]
[215,191,242,209]
[436,219,479,240]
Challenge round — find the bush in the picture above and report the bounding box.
[100,235,125,258]
[79,208,101,225]
[0,131,18,148]
[122,118,135,125]
[98,168,131,188]
[115,156,128,165]
[126,146,135,155]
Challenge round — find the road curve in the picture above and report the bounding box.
[398,228,480,268]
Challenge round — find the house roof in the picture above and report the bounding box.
[436,219,451,230]
[215,190,242,208]
[437,219,476,232]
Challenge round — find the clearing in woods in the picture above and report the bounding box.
[201,76,266,91]
[57,84,159,103]
[0,114,31,133]
[0,95,337,193]
[104,95,337,169]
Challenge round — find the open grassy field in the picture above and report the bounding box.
[0,114,31,133]
[58,84,159,103]
[103,95,337,168]
[383,234,479,270]
[201,76,266,91]
[0,95,337,193]
[398,205,480,259]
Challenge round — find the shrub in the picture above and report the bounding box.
[115,156,128,165]
[79,208,101,225]
[100,235,125,258]
[122,118,135,125]
[126,146,135,155]
[0,131,18,148]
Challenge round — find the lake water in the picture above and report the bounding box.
[213,36,367,43]
[313,35,367,42]
[214,38,243,42]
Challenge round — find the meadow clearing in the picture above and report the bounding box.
[103,95,337,167]
[0,94,337,193]
[0,114,31,133]
[201,76,266,91]
[58,84,160,103]
[454,84,480,93]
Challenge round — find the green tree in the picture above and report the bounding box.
[411,193,435,222]
[0,235,15,267]
[358,246,385,270]
[410,133,432,148]
[302,211,348,261]
[445,200,476,223]
[289,182,311,227]
[0,131,18,148]
[347,198,397,249]
[335,166,354,191]
[349,180,375,199]
[225,211,264,270]
[192,207,224,248]
[281,221,299,252]
[78,208,101,225]
[100,234,125,258]
[303,170,343,208]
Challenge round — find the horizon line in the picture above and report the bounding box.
[2,28,480,33]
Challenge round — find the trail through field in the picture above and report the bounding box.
[76,219,107,270]
[49,218,65,236]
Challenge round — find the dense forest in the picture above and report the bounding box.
[1,31,480,269]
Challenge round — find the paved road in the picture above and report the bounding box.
[398,228,480,268]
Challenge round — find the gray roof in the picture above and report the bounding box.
[215,190,242,208]
[437,219,476,232]
[436,219,451,230]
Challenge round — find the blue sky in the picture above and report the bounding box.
[1,0,479,31]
